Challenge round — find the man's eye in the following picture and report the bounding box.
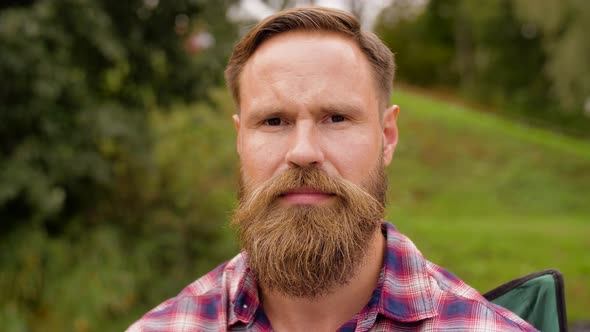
[264,118,282,126]
[330,115,346,123]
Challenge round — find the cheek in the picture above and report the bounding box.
[240,132,286,181]
[323,130,381,180]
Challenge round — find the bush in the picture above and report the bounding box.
[0,1,239,330]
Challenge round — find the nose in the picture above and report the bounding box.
[285,121,324,168]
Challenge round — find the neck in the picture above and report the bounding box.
[260,226,386,332]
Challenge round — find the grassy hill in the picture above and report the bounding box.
[387,89,590,323]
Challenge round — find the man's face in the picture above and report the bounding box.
[234,32,399,198]
[232,31,399,298]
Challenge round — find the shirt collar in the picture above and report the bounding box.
[377,222,437,322]
[228,222,437,326]
[228,253,259,326]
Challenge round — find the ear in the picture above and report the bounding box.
[381,105,399,167]
[233,114,241,155]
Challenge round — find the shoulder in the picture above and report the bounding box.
[126,253,246,332]
[381,222,537,331]
[425,260,538,331]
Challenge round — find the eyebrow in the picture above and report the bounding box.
[318,103,364,118]
[245,107,287,125]
[245,102,365,124]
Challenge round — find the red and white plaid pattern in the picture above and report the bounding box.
[127,222,538,331]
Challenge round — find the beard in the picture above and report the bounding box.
[232,157,387,298]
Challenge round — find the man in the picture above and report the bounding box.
[128,7,537,332]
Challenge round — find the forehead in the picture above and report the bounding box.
[240,31,377,111]
[251,31,365,66]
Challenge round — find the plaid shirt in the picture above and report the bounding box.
[128,222,538,331]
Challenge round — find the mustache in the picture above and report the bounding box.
[239,166,383,211]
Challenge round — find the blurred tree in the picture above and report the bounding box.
[514,0,590,114]
[376,0,458,86]
[0,0,238,330]
[0,0,235,229]
[375,0,590,136]
[459,0,550,110]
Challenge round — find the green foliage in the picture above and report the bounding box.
[0,0,238,330]
[460,1,549,109]
[0,0,235,225]
[0,90,240,330]
[514,0,590,111]
[375,0,590,137]
[377,0,458,86]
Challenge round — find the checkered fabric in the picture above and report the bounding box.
[127,222,538,331]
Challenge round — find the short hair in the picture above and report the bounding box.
[225,6,395,110]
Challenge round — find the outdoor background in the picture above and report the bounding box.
[1,0,589,331]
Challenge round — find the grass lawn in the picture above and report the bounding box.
[386,89,590,323]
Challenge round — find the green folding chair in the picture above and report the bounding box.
[484,269,568,332]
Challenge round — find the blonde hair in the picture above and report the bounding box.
[225,7,395,109]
